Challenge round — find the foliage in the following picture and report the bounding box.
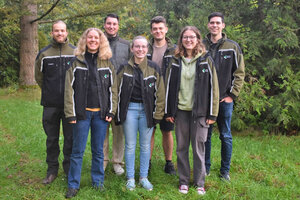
[0,88,300,199]
[0,5,20,87]
[0,0,299,133]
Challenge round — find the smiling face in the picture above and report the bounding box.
[51,22,68,43]
[182,29,198,51]
[131,38,148,63]
[207,16,225,37]
[150,22,168,42]
[104,17,119,37]
[86,30,100,53]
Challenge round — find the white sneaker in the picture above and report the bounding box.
[178,185,189,194]
[113,164,124,175]
[197,187,206,195]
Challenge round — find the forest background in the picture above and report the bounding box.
[0,0,299,135]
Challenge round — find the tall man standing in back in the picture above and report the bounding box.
[203,12,245,181]
[147,16,176,175]
[35,20,75,184]
[103,13,131,175]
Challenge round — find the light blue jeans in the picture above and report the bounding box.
[123,102,153,179]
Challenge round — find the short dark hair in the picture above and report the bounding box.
[104,13,119,23]
[208,12,224,23]
[150,16,167,29]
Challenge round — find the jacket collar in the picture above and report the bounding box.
[128,56,148,71]
[148,37,174,52]
[205,33,227,45]
[104,32,119,42]
[51,38,69,48]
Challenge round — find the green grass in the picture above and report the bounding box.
[0,88,299,200]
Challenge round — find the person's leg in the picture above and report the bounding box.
[191,117,208,187]
[61,108,73,176]
[175,110,191,186]
[111,121,125,174]
[90,111,108,187]
[42,107,61,177]
[68,111,91,189]
[123,102,139,179]
[138,106,153,179]
[160,119,176,175]
[103,126,110,170]
[218,101,234,176]
[204,125,214,174]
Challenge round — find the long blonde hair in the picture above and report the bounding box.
[74,28,112,60]
[174,26,206,58]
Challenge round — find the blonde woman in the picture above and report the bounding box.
[165,26,219,195]
[64,28,117,198]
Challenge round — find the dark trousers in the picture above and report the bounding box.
[42,107,73,175]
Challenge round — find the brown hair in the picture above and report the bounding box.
[74,28,112,60]
[174,26,206,58]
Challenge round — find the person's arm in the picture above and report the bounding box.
[34,53,43,88]
[228,44,245,99]
[207,56,219,121]
[64,60,77,123]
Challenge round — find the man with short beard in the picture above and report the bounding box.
[35,20,75,184]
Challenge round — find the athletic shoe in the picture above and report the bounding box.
[113,164,124,175]
[197,187,206,195]
[164,162,176,175]
[65,188,78,198]
[178,185,189,194]
[220,173,230,181]
[139,178,153,191]
[126,179,135,191]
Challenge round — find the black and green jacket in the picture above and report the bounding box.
[165,53,219,121]
[203,33,245,100]
[116,57,165,128]
[35,39,75,107]
[147,37,176,79]
[64,54,118,122]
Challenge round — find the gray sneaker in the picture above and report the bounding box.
[139,178,153,191]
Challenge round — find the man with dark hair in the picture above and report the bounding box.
[203,12,245,181]
[103,13,130,175]
[147,16,176,175]
[35,20,75,184]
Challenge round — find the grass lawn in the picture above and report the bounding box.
[0,88,299,200]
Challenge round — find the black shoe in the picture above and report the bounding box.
[219,173,230,181]
[65,188,78,198]
[164,162,176,175]
[42,174,57,185]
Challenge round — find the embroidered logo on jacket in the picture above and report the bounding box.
[104,74,109,78]
[202,69,208,73]
[224,55,231,59]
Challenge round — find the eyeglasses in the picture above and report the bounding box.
[182,35,197,40]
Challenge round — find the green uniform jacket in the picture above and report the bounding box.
[203,33,245,100]
[64,54,118,122]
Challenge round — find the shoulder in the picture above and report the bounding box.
[118,37,130,46]
[35,44,52,60]
[223,39,243,54]
[68,43,76,49]
[147,60,161,75]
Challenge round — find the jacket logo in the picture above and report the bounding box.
[202,69,208,73]
[104,74,109,78]
[224,55,231,59]
[149,83,155,87]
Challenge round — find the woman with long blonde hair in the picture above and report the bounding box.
[64,28,117,198]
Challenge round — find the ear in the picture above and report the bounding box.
[165,26,168,33]
[222,23,226,29]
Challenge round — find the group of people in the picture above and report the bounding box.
[35,12,245,198]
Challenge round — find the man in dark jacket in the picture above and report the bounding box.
[147,16,176,175]
[35,20,75,184]
[203,12,245,181]
[103,13,131,175]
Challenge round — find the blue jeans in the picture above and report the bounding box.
[205,101,233,174]
[123,102,153,179]
[68,111,108,189]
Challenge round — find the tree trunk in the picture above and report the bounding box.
[19,0,38,86]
